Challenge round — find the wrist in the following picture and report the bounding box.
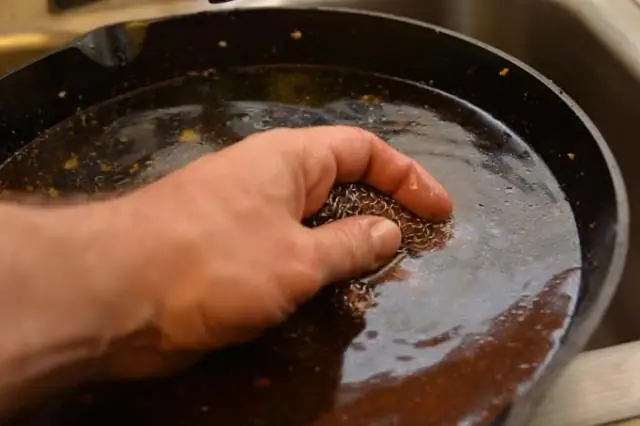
[0,201,155,414]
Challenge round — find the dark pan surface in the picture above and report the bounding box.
[5,66,581,425]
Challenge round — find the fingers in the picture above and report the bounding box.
[308,215,401,285]
[316,126,452,221]
[253,126,452,221]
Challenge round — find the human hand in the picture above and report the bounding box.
[77,125,452,379]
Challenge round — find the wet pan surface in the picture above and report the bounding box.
[5,67,581,426]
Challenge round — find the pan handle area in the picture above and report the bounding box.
[75,24,141,67]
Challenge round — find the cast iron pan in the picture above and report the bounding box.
[1,7,628,426]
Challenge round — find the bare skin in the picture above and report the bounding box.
[0,126,452,417]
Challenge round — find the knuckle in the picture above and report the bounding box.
[333,125,378,146]
[286,234,325,287]
[250,127,296,145]
[336,220,377,271]
[276,233,334,311]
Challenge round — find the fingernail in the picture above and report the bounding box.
[370,219,401,260]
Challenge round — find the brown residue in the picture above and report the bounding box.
[371,264,410,285]
[413,325,462,349]
[395,355,414,362]
[254,378,271,388]
[317,268,579,426]
[499,68,510,77]
[365,330,379,340]
[78,392,94,406]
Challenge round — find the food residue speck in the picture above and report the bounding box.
[360,94,382,104]
[63,156,79,170]
[178,128,200,143]
[98,162,112,172]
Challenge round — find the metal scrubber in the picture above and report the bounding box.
[305,182,453,315]
[305,182,452,257]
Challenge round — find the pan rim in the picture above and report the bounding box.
[6,6,628,425]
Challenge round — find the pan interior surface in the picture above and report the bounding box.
[3,66,581,426]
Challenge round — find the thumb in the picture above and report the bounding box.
[310,216,401,285]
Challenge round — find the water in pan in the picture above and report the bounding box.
[2,66,581,426]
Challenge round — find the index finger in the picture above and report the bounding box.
[286,126,453,221]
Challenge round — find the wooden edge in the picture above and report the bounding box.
[530,341,640,426]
